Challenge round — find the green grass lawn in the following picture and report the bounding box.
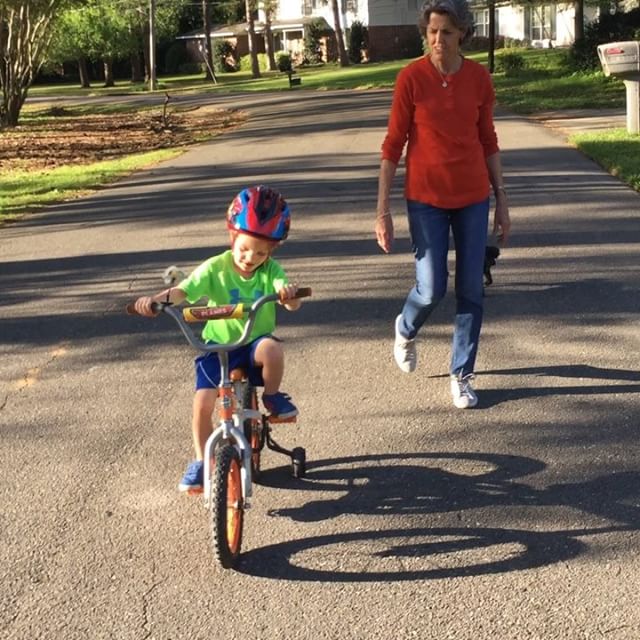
[5,48,638,223]
[0,150,181,222]
[570,128,640,191]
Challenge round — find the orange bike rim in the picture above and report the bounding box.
[250,391,260,468]
[227,458,242,551]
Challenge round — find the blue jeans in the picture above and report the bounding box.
[398,198,489,376]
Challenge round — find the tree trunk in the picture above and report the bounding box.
[130,52,144,83]
[0,3,58,128]
[2,92,25,128]
[265,17,277,71]
[201,0,217,82]
[103,58,114,87]
[488,1,496,74]
[78,57,91,88]
[142,18,151,82]
[330,0,349,66]
[574,0,584,42]
[245,0,261,78]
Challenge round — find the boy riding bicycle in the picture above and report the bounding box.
[134,186,303,493]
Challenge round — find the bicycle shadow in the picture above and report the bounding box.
[237,452,639,581]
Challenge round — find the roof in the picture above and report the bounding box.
[177,17,333,40]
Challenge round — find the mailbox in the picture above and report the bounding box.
[597,41,640,133]
[597,41,640,79]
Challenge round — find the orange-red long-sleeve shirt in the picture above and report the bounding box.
[381,56,499,209]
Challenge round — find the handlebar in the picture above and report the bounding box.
[126,287,312,354]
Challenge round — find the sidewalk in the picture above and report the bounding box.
[531,107,626,137]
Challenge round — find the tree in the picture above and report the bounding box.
[262,0,278,71]
[51,2,138,88]
[245,0,260,78]
[0,0,76,128]
[329,0,349,66]
[200,0,216,82]
[50,0,187,89]
[488,0,496,73]
[49,4,95,87]
[575,0,585,43]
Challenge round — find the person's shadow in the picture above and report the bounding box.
[429,364,640,407]
[236,452,639,581]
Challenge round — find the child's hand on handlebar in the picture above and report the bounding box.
[134,296,160,317]
[278,284,302,311]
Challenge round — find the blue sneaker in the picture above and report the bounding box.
[178,460,204,493]
[262,392,298,419]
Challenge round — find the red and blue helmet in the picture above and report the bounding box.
[227,186,291,242]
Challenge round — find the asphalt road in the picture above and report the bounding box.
[2,89,639,640]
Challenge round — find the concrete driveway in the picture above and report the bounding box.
[2,89,639,639]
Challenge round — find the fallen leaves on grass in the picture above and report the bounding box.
[0,104,247,173]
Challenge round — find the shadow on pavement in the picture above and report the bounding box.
[237,452,639,581]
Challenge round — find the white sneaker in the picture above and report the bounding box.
[394,315,416,373]
[450,374,478,409]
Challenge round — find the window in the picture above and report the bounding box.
[472,9,499,38]
[525,5,556,41]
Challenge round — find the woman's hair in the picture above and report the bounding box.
[418,0,475,44]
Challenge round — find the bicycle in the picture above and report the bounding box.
[127,275,311,569]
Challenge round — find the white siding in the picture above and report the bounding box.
[496,3,601,47]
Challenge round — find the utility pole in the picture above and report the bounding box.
[149,0,157,90]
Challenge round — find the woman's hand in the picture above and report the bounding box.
[493,197,511,247]
[375,212,394,254]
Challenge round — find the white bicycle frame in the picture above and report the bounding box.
[201,378,263,506]
[161,298,279,507]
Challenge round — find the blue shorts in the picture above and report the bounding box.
[194,336,269,390]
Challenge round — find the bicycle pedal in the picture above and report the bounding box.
[186,487,204,496]
[267,415,297,424]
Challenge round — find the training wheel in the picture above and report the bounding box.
[291,447,306,478]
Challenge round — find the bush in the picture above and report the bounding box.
[239,53,269,72]
[504,37,529,49]
[463,35,506,52]
[303,17,327,64]
[569,8,640,71]
[164,43,190,75]
[276,51,292,72]
[213,40,237,73]
[178,62,206,75]
[348,20,368,63]
[495,50,526,75]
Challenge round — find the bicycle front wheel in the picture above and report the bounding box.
[210,444,244,568]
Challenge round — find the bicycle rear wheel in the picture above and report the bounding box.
[242,384,262,482]
[210,444,244,568]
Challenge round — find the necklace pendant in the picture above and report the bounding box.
[442,81,448,88]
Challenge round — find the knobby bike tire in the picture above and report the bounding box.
[242,384,262,482]
[210,444,244,569]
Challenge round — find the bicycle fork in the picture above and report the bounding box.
[203,383,254,507]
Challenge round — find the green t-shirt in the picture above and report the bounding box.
[178,250,287,344]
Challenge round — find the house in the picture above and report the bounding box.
[179,1,618,64]
[471,2,600,49]
[178,0,425,64]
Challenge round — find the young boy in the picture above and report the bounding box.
[134,185,302,493]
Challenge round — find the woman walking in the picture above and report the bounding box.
[375,0,511,408]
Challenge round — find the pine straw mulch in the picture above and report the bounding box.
[0,103,247,173]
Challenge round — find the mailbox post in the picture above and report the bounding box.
[597,41,640,134]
